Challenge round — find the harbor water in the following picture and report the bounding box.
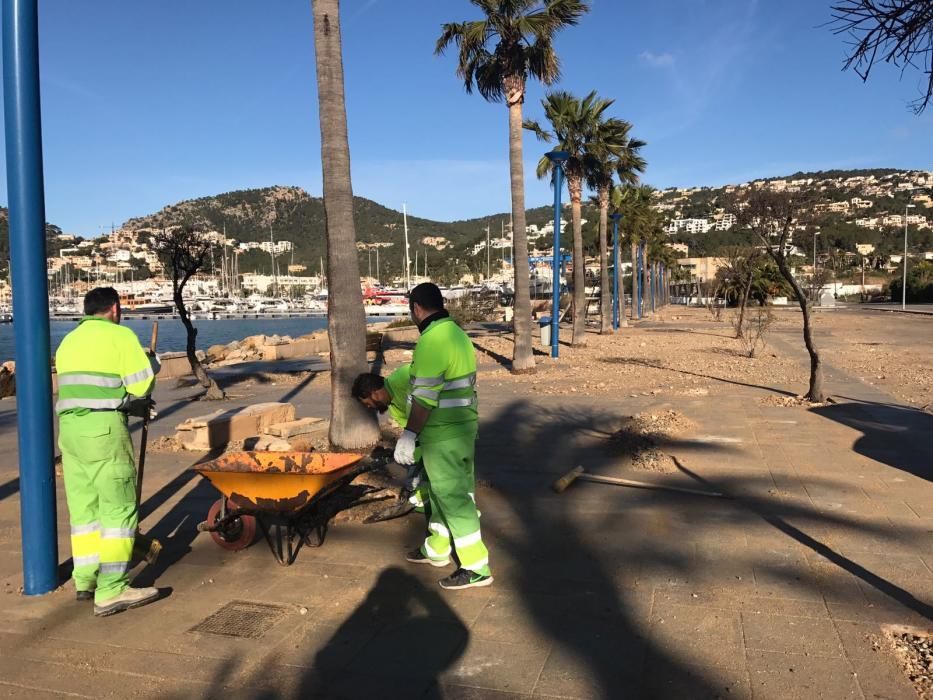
[0,316,393,362]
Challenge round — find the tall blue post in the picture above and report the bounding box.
[546,151,568,359]
[610,213,621,330]
[650,261,656,313]
[3,0,59,595]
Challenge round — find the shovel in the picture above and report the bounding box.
[132,322,161,566]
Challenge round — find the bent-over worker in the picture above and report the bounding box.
[394,283,491,590]
[55,287,160,617]
[352,363,429,512]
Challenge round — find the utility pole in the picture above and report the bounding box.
[376,246,380,283]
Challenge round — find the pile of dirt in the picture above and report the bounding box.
[759,394,830,408]
[610,410,695,473]
[887,628,933,699]
[150,435,181,452]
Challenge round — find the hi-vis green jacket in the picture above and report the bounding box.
[409,315,478,444]
[55,317,155,415]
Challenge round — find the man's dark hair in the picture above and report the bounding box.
[352,373,385,401]
[84,287,120,316]
[408,282,444,313]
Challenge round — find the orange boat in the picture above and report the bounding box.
[195,451,369,565]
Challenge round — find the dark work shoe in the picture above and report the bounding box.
[76,590,94,602]
[406,548,449,568]
[439,568,493,590]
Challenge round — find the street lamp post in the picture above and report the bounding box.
[903,203,916,310]
[545,151,569,358]
[609,213,621,330]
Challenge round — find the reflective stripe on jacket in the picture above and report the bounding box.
[55,317,155,415]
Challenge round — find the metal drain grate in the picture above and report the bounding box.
[190,601,290,639]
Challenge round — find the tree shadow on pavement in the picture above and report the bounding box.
[602,356,798,397]
[477,399,933,696]
[478,400,723,697]
[810,398,933,485]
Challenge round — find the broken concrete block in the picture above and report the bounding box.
[265,417,325,439]
[174,402,296,451]
[245,435,292,452]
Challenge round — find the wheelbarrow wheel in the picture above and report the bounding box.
[206,498,256,551]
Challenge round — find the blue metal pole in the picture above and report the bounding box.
[550,165,564,359]
[611,216,620,330]
[649,261,654,313]
[2,0,59,595]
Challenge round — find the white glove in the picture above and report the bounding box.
[394,430,417,466]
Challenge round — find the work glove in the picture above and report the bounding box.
[125,396,157,420]
[394,429,418,466]
[149,353,162,375]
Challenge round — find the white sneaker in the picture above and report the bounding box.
[94,586,160,617]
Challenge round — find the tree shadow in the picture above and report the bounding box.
[0,476,18,503]
[810,398,933,485]
[601,357,797,397]
[671,458,933,621]
[477,399,932,695]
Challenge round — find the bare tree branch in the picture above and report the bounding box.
[831,0,933,113]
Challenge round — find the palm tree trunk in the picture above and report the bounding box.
[630,239,638,320]
[507,94,535,373]
[568,178,586,346]
[597,188,612,334]
[641,245,650,316]
[312,0,379,449]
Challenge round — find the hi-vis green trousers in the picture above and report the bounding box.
[419,432,490,576]
[58,411,138,604]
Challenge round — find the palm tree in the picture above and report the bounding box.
[525,90,609,347]
[585,117,646,333]
[614,185,656,319]
[311,0,379,449]
[436,0,589,372]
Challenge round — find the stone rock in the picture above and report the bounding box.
[174,402,296,451]
[245,435,292,452]
[0,362,15,398]
[265,417,325,439]
[206,344,227,362]
[242,335,267,351]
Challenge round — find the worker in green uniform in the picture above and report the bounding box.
[394,283,491,590]
[352,364,430,513]
[55,287,161,617]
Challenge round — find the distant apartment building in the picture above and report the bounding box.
[855,218,880,229]
[713,213,737,231]
[677,257,723,282]
[815,201,850,214]
[666,242,689,255]
[856,243,875,256]
[667,218,712,234]
[421,236,450,250]
[850,198,873,209]
[259,240,293,255]
[882,214,929,228]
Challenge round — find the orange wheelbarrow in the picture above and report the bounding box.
[195,451,378,566]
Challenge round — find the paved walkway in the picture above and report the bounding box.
[0,318,929,698]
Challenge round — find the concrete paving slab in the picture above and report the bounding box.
[746,650,861,699]
[742,612,845,657]
[649,602,745,669]
[442,639,550,695]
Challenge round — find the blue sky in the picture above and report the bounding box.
[1,0,931,236]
